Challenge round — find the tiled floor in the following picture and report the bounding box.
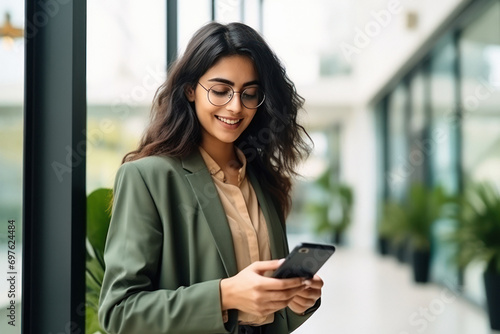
[293,247,496,334]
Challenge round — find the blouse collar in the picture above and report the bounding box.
[198,146,247,186]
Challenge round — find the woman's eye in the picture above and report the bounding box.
[214,91,230,97]
[242,88,259,99]
[211,85,232,96]
[242,93,257,99]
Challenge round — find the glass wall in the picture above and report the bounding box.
[378,0,500,307]
[459,0,500,304]
[408,67,428,186]
[264,0,353,84]
[460,1,500,187]
[386,83,409,201]
[86,0,166,192]
[0,1,24,333]
[178,0,211,55]
[430,35,459,194]
[428,34,461,287]
[178,1,262,57]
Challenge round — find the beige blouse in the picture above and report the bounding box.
[199,147,274,326]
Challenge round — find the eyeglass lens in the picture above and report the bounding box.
[208,84,264,109]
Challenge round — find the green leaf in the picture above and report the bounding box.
[85,188,112,334]
[86,303,104,334]
[306,168,354,236]
[378,183,452,251]
[87,188,113,258]
[447,183,500,273]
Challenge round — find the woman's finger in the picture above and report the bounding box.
[249,259,284,274]
[303,275,324,289]
[296,288,321,301]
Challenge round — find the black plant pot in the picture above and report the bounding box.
[393,241,410,264]
[484,270,500,330]
[333,231,343,245]
[378,236,390,256]
[412,249,431,283]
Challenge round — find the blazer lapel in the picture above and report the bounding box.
[247,166,288,259]
[182,151,238,277]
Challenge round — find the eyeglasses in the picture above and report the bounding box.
[198,82,265,109]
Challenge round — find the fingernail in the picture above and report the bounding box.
[304,280,312,286]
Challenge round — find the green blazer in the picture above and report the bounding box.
[98,150,319,334]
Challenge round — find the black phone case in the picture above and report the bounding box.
[272,242,336,279]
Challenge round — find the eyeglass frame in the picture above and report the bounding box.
[197,82,266,109]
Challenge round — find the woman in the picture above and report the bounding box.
[98,22,323,334]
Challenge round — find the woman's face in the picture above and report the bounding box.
[187,55,259,148]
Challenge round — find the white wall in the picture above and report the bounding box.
[340,106,378,249]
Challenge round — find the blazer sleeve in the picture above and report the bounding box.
[285,299,321,333]
[98,162,236,334]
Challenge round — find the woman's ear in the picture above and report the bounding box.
[185,86,195,102]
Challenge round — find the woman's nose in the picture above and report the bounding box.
[226,92,243,113]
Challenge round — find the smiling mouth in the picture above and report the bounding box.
[215,115,242,125]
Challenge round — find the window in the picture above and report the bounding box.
[460,1,500,187]
[408,67,428,185]
[459,0,500,304]
[263,0,353,83]
[178,0,211,54]
[0,1,24,332]
[386,83,409,201]
[86,0,166,192]
[428,35,461,287]
[430,35,459,194]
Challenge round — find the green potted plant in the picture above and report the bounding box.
[86,188,113,334]
[403,183,448,283]
[308,170,354,245]
[377,200,408,257]
[449,183,500,330]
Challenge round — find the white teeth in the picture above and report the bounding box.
[216,116,241,125]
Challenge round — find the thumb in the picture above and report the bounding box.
[250,259,285,274]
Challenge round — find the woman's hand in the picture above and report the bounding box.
[220,260,306,318]
[287,274,323,315]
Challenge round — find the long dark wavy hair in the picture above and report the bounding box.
[124,22,311,220]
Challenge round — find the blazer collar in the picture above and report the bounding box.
[182,150,238,277]
[181,149,207,173]
[181,150,288,277]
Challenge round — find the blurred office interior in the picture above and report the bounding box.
[1,0,499,332]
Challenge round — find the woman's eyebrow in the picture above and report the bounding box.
[207,77,260,87]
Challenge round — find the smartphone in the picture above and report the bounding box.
[272,242,336,279]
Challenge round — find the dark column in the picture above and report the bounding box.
[259,0,264,32]
[167,0,178,68]
[23,0,87,332]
